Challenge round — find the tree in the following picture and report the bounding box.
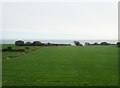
[7,46,12,51]
[85,42,91,46]
[26,42,31,46]
[79,43,83,46]
[32,41,42,46]
[100,42,109,45]
[93,42,99,45]
[116,42,120,47]
[74,41,83,46]
[15,40,24,46]
[74,41,80,46]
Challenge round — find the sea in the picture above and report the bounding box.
[1,39,118,45]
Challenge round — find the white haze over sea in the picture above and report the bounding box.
[1,40,118,45]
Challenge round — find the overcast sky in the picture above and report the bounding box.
[1,0,118,40]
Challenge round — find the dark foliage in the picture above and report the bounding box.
[2,49,25,52]
[100,42,110,45]
[15,40,24,46]
[7,46,12,50]
[74,41,80,46]
[93,42,99,45]
[79,43,83,46]
[32,41,42,46]
[116,42,120,48]
[85,42,91,46]
[74,41,83,46]
[26,42,31,46]
[15,40,71,46]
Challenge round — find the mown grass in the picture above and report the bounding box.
[2,45,118,86]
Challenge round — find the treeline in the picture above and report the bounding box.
[74,41,120,47]
[15,40,120,47]
[15,40,71,46]
[84,42,115,46]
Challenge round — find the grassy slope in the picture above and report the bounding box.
[2,46,118,86]
[2,44,40,58]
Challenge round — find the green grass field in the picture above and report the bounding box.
[2,45,118,86]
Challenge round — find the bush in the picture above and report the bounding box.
[79,43,83,46]
[100,42,109,45]
[32,41,42,46]
[74,41,79,46]
[93,42,99,45]
[74,41,83,46]
[2,48,25,52]
[116,42,120,48]
[15,40,24,46]
[26,42,31,46]
[7,46,12,51]
[85,42,91,46]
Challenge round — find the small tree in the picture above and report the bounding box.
[93,42,99,45]
[74,41,80,46]
[79,43,83,46]
[15,40,24,46]
[85,42,91,46]
[116,42,120,48]
[26,42,31,46]
[100,42,109,45]
[7,46,12,51]
[74,41,83,46]
[32,41,42,46]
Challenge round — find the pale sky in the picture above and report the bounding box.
[1,0,118,40]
